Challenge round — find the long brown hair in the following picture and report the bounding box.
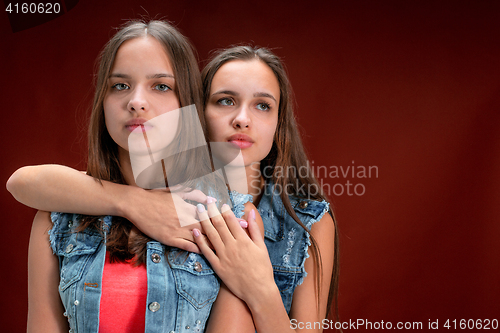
[202,46,340,323]
[80,20,207,265]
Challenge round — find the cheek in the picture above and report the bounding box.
[205,110,222,141]
[264,120,278,146]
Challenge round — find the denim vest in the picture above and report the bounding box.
[256,182,329,313]
[49,212,224,333]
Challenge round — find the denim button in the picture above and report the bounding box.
[151,253,161,263]
[196,320,201,324]
[194,262,202,272]
[299,201,308,209]
[148,301,160,312]
[74,300,79,306]
[185,326,190,329]
[65,244,74,253]
[68,220,73,228]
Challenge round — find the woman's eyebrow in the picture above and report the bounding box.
[108,73,174,79]
[146,73,175,79]
[212,90,238,96]
[109,73,131,78]
[254,92,277,103]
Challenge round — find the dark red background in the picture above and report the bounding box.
[1,1,499,332]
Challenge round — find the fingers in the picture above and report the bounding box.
[220,206,249,240]
[179,189,211,204]
[247,209,265,245]
[170,238,201,254]
[192,228,220,265]
[206,201,235,244]
[170,186,216,206]
[196,203,225,250]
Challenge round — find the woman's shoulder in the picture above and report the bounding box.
[288,196,330,228]
[48,212,111,253]
[259,182,330,227]
[49,212,113,230]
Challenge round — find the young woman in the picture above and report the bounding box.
[22,20,259,333]
[8,45,339,331]
[193,46,338,332]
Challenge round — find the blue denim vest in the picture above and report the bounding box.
[49,212,227,333]
[256,182,329,313]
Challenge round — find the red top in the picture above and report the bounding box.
[98,252,148,333]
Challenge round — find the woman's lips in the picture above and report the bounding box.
[125,118,152,132]
[126,124,153,132]
[229,140,253,149]
[227,134,254,149]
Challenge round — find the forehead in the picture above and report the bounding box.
[211,59,280,97]
[112,36,173,71]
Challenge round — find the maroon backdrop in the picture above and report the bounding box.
[1,1,499,332]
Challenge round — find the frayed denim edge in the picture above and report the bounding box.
[296,201,330,286]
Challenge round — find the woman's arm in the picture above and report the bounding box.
[7,165,206,252]
[27,211,68,333]
[204,202,264,332]
[205,283,255,333]
[194,202,335,332]
[288,214,335,327]
[250,214,335,332]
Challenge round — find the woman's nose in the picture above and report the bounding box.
[127,88,149,112]
[232,105,251,129]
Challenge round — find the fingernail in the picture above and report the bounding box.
[250,209,255,221]
[207,197,214,204]
[193,229,201,237]
[221,204,230,213]
[197,204,206,213]
[238,219,248,228]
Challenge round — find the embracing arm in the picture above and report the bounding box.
[7,165,206,252]
[7,165,131,215]
[27,211,68,333]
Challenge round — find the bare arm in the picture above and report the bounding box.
[194,203,335,332]
[203,202,264,332]
[250,214,335,332]
[7,164,206,252]
[27,211,68,333]
[7,165,130,215]
[205,283,255,333]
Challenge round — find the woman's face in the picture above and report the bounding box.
[104,36,180,155]
[205,59,280,167]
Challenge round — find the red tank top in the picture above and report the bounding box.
[98,252,148,332]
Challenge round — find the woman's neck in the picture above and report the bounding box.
[118,148,137,187]
[222,162,263,202]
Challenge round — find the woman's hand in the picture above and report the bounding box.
[192,201,276,306]
[121,188,211,253]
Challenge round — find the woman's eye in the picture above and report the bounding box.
[155,84,171,92]
[218,98,234,106]
[112,83,129,91]
[256,102,271,111]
